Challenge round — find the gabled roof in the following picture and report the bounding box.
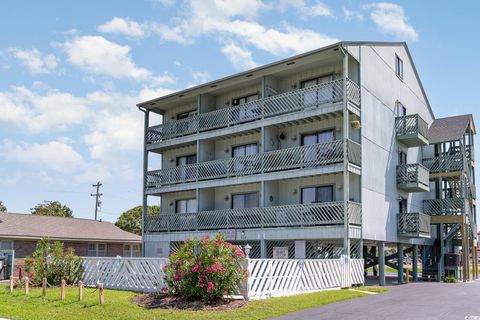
[0,213,141,243]
[428,114,475,144]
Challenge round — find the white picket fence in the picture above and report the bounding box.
[82,257,168,292]
[247,256,364,300]
[81,256,364,298]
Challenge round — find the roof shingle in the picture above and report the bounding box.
[428,114,475,144]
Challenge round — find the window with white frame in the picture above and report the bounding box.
[395,55,404,79]
[87,243,107,257]
[123,244,141,257]
[0,240,13,250]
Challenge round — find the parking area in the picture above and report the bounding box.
[274,279,480,320]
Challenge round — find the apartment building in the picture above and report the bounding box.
[137,41,477,283]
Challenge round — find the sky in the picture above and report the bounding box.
[1,0,479,222]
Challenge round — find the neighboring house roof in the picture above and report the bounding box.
[0,213,141,243]
[428,114,475,144]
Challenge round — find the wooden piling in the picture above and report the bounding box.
[61,279,66,301]
[9,277,14,293]
[78,281,84,302]
[42,277,47,297]
[25,277,29,295]
[99,283,105,304]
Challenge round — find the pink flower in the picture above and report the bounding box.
[199,283,205,288]
[207,281,214,293]
[191,265,200,273]
[202,234,210,240]
[234,248,245,257]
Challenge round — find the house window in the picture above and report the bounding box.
[175,199,197,214]
[232,143,258,157]
[302,130,335,146]
[176,154,196,166]
[301,74,336,106]
[301,186,334,204]
[395,55,403,79]
[399,198,407,213]
[0,240,13,250]
[177,110,197,120]
[232,192,258,209]
[123,244,141,257]
[399,151,407,165]
[88,243,107,257]
[232,94,259,107]
[395,101,406,116]
[231,93,260,122]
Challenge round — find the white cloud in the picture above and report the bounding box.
[2,140,86,173]
[309,2,333,17]
[343,7,363,21]
[61,36,152,80]
[221,43,257,70]
[365,3,418,41]
[97,17,146,38]
[10,48,59,74]
[277,0,333,17]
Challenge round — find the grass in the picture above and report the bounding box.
[0,286,372,320]
[353,286,389,293]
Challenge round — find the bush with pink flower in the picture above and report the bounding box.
[163,234,246,301]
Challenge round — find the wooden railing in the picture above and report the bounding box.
[145,140,360,189]
[397,212,431,237]
[147,78,360,144]
[144,201,361,233]
[423,198,465,216]
[395,114,429,139]
[422,153,464,173]
[396,163,429,187]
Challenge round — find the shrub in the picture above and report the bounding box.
[24,238,83,286]
[443,275,458,283]
[163,234,246,301]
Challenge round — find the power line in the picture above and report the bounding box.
[90,182,103,221]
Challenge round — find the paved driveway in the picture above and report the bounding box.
[273,280,480,320]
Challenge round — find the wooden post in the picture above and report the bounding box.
[61,279,66,301]
[78,281,84,302]
[25,277,29,295]
[9,277,14,293]
[99,283,105,305]
[42,277,47,297]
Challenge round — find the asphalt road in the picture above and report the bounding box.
[273,280,480,320]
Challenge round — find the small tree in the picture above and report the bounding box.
[163,234,246,301]
[24,238,83,286]
[115,205,160,235]
[0,201,6,212]
[31,200,73,217]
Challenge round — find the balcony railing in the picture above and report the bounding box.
[397,212,431,238]
[422,154,464,173]
[396,164,430,192]
[423,198,465,216]
[147,78,360,144]
[143,201,361,233]
[395,114,429,147]
[145,139,361,189]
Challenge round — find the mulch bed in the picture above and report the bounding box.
[132,294,247,311]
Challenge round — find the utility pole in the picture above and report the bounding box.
[91,182,103,221]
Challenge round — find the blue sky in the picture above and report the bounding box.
[1,0,479,221]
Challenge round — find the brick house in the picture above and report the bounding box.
[0,213,142,276]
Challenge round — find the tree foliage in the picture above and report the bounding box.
[30,200,73,217]
[0,201,6,212]
[115,205,160,235]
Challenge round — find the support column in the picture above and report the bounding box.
[378,241,385,286]
[438,224,445,282]
[397,243,404,284]
[412,244,418,282]
[260,239,267,258]
[141,109,150,257]
[341,46,350,257]
[462,223,468,282]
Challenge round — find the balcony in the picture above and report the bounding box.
[145,139,361,189]
[147,78,360,144]
[423,198,465,216]
[397,212,431,238]
[396,164,430,192]
[395,114,429,147]
[422,154,464,173]
[143,201,361,233]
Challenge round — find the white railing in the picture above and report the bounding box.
[247,257,364,300]
[146,139,361,188]
[147,78,360,144]
[144,201,361,233]
[81,257,168,293]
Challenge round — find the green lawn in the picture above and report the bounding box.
[0,286,372,320]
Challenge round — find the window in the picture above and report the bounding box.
[301,186,334,204]
[302,130,335,146]
[176,154,196,166]
[175,199,197,214]
[123,244,141,257]
[232,193,258,209]
[231,93,260,122]
[302,130,336,163]
[301,74,335,106]
[232,94,259,106]
[399,198,407,213]
[88,243,107,257]
[177,110,197,120]
[395,101,406,116]
[0,240,13,250]
[399,151,407,165]
[395,55,403,79]
[232,143,258,157]
[232,143,258,173]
